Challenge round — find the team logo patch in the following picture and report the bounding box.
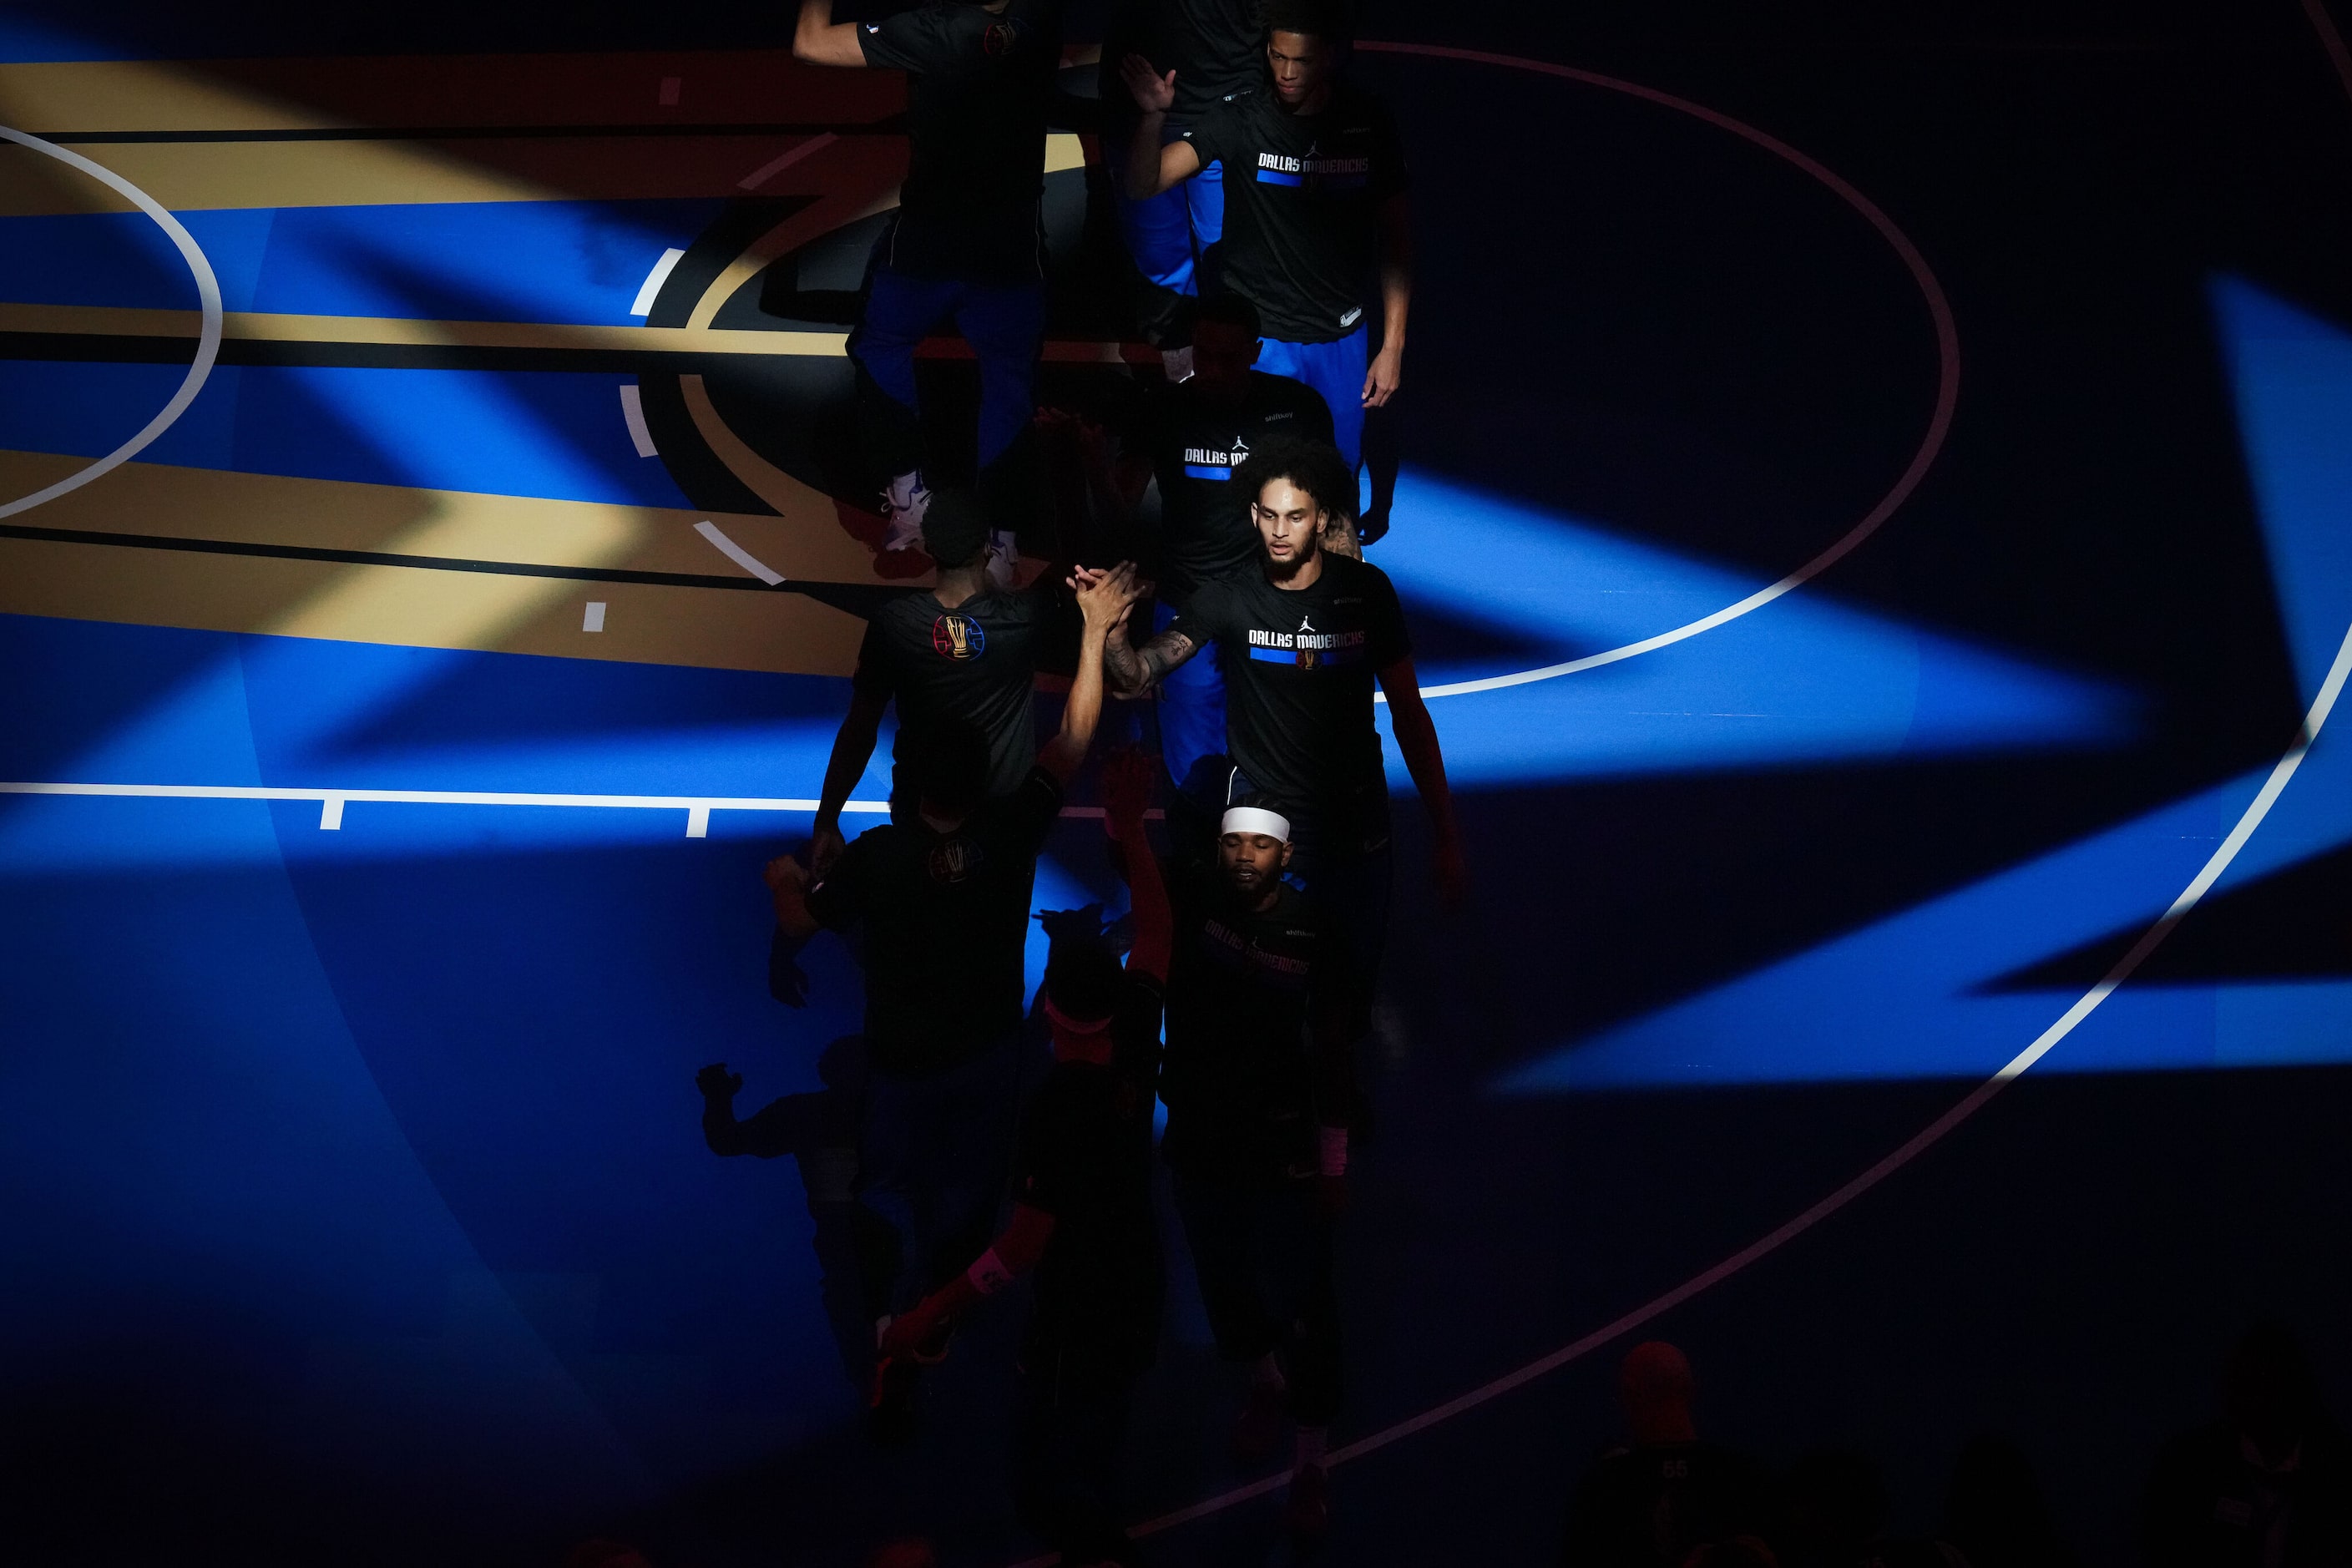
[982,18,1024,55]
[933,614,985,660]
[928,836,984,883]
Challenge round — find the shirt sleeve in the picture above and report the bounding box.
[1369,98,1409,200]
[857,6,957,72]
[803,833,875,932]
[851,616,894,703]
[1364,564,1412,668]
[1181,96,1237,169]
[1167,577,1230,653]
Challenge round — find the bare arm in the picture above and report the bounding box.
[1378,657,1467,905]
[1117,55,1205,198]
[1364,195,1414,407]
[794,0,869,67]
[1100,748,1171,984]
[812,682,887,872]
[1102,615,1200,698]
[1039,564,1144,784]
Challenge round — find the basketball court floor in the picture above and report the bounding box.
[5,3,2352,1562]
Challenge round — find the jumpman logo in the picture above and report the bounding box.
[1298,615,1316,634]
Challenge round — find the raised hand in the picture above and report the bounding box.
[696,1063,744,1102]
[1119,53,1176,115]
[1075,559,1145,631]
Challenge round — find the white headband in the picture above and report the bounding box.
[1220,806,1292,842]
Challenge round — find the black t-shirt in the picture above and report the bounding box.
[860,0,1063,282]
[856,583,1061,802]
[1560,1442,1778,1568]
[1100,0,1263,128]
[1181,83,1408,343]
[805,768,1062,1075]
[1171,554,1411,838]
[1144,370,1333,604]
[1009,972,1166,1369]
[1161,864,1341,1183]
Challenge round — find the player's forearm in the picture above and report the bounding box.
[1392,701,1458,837]
[1379,265,1411,358]
[1126,114,1170,196]
[701,1104,746,1156]
[1042,622,1112,778]
[815,703,883,828]
[1117,823,1173,982]
[794,0,834,58]
[1103,623,1151,697]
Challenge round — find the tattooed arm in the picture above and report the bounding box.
[1103,616,1201,699]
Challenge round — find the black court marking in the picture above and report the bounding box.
[0,519,910,617]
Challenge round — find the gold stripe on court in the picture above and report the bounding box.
[0,450,893,675]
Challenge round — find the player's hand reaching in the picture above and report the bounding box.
[1100,746,1154,834]
[696,1063,744,1103]
[1074,560,1145,632]
[1363,341,1404,407]
[1120,53,1176,115]
[764,852,808,893]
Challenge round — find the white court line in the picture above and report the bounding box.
[1349,42,1960,705]
[0,781,1160,836]
[694,519,786,584]
[740,133,840,190]
[617,384,659,457]
[630,247,686,318]
[0,127,222,520]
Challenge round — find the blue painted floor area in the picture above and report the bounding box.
[0,200,726,324]
[0,359,692,505]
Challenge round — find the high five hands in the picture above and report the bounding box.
[1069,560,1149,632]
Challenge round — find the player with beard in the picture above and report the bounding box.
[767,560,1142,1441]
[796,0,1063,577]
[1086,291,1336,795]
[878,749,1170,1566]
[1156,800,1356,1537]
[1119,0,1409,486]
[1096,435,1464,1034]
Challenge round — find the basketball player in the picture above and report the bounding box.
[795,0,1064,574]
[879,749,1169,1564]
[1156,799,1356,1535]
[1118,0,1409,477]
[811,490,1062,874]
[1097,436,1464,1020]
[766,561,1142,1438]
[1098,0,1267,370]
